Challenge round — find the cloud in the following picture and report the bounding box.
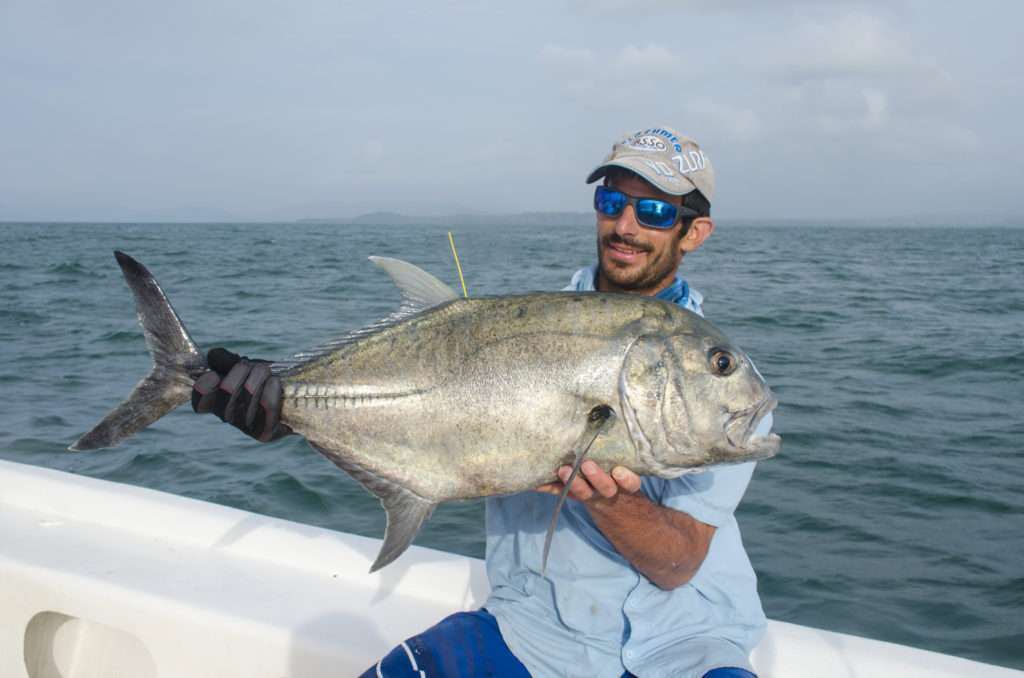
[568,0,831,13]
[861,87,887,128]
[2,0,1018,221]
[538,44,597,94]
[538,44,595,70]
[613,45,680,77]
[757,11,962,136]
[771,12,952,85]
[361,139,385,163]
[538,43,682,95]
[683,99,761,142]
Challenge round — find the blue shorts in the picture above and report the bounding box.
[359,610,529,677]
[360,609,756,678]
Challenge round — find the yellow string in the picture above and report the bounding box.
[448,231,469,298]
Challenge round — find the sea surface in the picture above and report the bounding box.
[1,221,1022,670]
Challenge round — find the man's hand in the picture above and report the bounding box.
[536,461,642,503]
[537,460,714,590]
[191,347,291,442]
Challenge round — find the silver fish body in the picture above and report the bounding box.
[283,292,776,499]
[71,253,780,572]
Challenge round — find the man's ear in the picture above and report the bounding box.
[680,217,714,254]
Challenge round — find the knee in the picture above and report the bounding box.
[360,641,425,678]
[703,668,757,678]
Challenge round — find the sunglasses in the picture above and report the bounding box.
[593,185,700,230]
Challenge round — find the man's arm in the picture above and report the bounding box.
[538,462,714,590]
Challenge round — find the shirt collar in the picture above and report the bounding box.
[653,276,689,306]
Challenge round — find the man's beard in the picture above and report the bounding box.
[598,233,679,292]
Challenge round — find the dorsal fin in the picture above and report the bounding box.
[368,256,460,311]
[275,257,461,372]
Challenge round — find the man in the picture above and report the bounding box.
[193,126,769,678]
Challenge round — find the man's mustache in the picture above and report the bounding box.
[602,233,652,253]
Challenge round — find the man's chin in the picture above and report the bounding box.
[598,252,676,293]
[599,261,648,291]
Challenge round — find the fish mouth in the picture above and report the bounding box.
[724,395,781,460]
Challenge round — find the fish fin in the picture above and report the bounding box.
[373,484,435,573]
[311,444,436,572]
[276,258,460,371]
[70,252,206,451]
[541,405,616,574]
[368,256,460,310]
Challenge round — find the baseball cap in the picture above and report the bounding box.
[585,127,715,203]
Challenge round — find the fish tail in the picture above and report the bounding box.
[69,251,207,451]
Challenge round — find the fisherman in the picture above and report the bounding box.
[192,126,769,678]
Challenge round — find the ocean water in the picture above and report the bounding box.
[1,221,1021,670]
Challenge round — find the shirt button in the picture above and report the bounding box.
[624,650,634,659]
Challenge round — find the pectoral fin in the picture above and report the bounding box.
[541,405,616,574]
[310,444,435,572]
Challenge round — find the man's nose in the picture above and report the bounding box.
[613,205,640,237]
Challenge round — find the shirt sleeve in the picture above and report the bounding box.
[644,412,773,527]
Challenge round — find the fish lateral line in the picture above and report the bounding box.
[284,382,431,409]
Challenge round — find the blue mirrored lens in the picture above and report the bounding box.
[635,199,677,228]
[594,186,627,216]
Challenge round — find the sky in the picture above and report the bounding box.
[1,1,1022,222]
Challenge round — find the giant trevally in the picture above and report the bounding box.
[71,252,780,572]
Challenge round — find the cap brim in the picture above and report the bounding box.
[585,159,697,196]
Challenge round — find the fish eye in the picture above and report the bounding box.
[710,349,737,376]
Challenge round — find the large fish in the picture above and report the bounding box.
[71,252,780,572]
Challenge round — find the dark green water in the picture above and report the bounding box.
[1,222,1022,670]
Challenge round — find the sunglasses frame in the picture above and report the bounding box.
[593,185,701,230]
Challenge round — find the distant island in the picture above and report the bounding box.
[296,211,594,227]
[293,211,1022,229]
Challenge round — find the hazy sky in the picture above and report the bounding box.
[2,1,1021,222]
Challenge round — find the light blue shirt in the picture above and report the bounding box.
[484,266,768,678]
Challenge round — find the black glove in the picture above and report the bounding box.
[191,347,291,442]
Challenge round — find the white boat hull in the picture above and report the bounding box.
[0,459,1018,678]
